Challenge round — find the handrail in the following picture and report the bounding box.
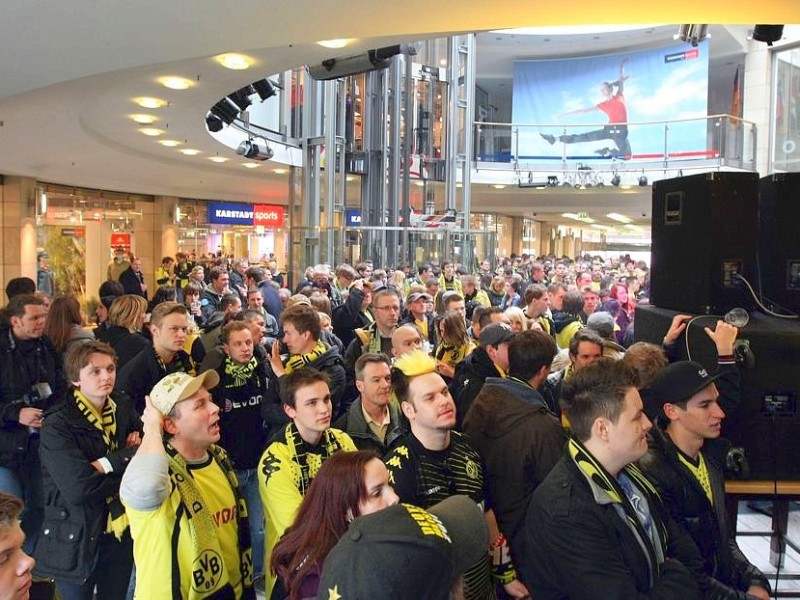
[475,114,757,129]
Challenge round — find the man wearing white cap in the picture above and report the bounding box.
[120,371,255,600]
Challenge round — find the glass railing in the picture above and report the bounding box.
[474,114,756,172]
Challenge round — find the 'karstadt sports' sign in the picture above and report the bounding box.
[207,202,285,227]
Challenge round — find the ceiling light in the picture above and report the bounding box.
[491,184,507,189]
[317,39,350,48]
[216,53,252,70]
[273,168,288,174]
[606,213,633,224]
[134,97,168,109]
[209,156,229,163]
[210,99,239,125]
[179,149,201,156]
[139,128,165,136]
[675,24,709,47]
[252,79,277,101]
[159,76,193,90]
[752,25,784,46]
[639,175,649,186]
[158,140,182,147]
[237,139,273,161]
[611,174,621,186]
[227,87,252,112]
[205,114,224,132]
[242,162,260,168]
[130,114,157,124]
[346,176,356,182]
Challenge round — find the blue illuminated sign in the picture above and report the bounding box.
[207,202,254,225]
[346,209,362,227]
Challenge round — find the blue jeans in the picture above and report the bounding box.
[0,463,43,554]
[236,467,265,580]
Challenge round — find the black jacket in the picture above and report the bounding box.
[95,325,150,369]
[118,267,147,299]
[0,328,64,467]
[462,376,565,562]
[448,347,498,430]
[35,393,140,583]
[114,346,192,414]
[522,454,702,598]
[331,287,372,350]
[639,426,770,599]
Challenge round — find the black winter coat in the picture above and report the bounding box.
[522,454,703,598]
[95,325,150,369]
[35,393,140,583]
[115,346,192,415]
[449,347,498,430]
[0,328,64,467]
[639,427,770,599]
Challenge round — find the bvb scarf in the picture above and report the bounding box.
[285,422,344,496]
[165,443,255,600]
[568,437,667,585]
[284,340,328,374]
[435,341,475,368]
[73,390,129,539]
[223,355,258,387]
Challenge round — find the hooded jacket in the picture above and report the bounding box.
[462,376,565,562]
[552,311,583,349]
[449,347,501,430]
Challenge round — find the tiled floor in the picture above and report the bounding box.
[735,501,800,597]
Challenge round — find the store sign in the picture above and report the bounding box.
[110,233,131,248]
[346,209,362,227]
[208,202,285,228]
[253,204,284,228]
[208,202,255,225]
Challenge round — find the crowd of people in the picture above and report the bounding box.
[0,248,772,600]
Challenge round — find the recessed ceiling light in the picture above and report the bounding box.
[139,128,165,137]
[179,149,201,156]
[606,212,633,224]
[491,184,506,189]
[242,162,260,168]
[209,156,228,163]
[272,168,288,175]
[134,97,168,109]
[216,53,251,70]
[159,76,193,90]
[317,39,350,48]
[158,140,182,147]
[131,114,157,124]
[346,176,356,182]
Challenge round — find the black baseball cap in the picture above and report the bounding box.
[479,323,516,348]
[318,495,487,599]
[644,360,722,420]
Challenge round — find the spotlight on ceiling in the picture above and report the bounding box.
[752,25,784,46]
[547,175,559,187]
[228,87,253,112]
[205,113,224,133]
[676,24,709,47]
[252,79,277,101]
[236,139,274,161]
[638,175,649,186]
[210,99,238,125]
[611,174,621,186]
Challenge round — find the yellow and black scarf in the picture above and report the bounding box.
[166,443,254,599]
[568,437,666,585]
[224,355,258,387]
[284,340,328,374]
[73,390,129,539]
[677,451,713,504]
[285,422,344,496]
[435,341,475,368]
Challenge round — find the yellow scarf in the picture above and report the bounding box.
[73,390,129,539]
[435,341,475,368]
[284,340,328,374]
[678,451,713,504]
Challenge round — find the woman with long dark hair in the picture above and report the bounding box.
[609,283,635,345]
[270,450,398,600]
[43,295,94,354]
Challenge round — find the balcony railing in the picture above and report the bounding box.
[474,114,756,174]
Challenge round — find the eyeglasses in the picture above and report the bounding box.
[374,305,400,312]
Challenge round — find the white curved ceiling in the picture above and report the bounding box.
[1,1,798,223]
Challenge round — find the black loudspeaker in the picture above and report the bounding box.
[635,304,800,480]
[650,172,759,314]
[758,173,800,313]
